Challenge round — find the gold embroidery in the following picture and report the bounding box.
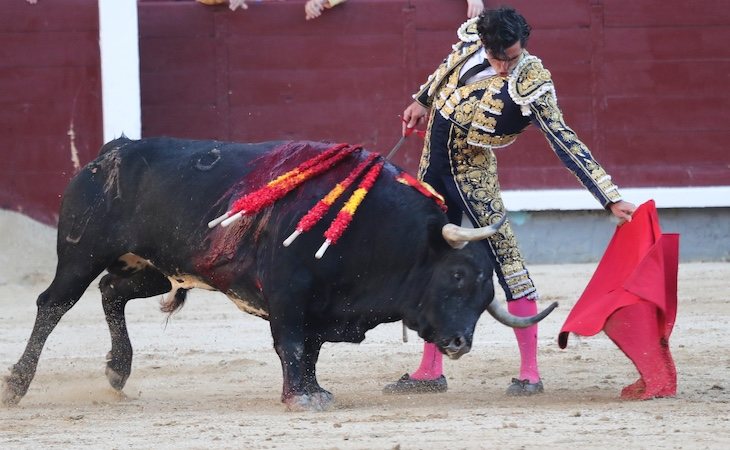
[416,110,438,182]
[467,133,518,148]
[418,43,482,103]
[466,77,514,147]
[516,61,552,98]
[432,75,519,149]
[446,125,537,299]
[457,17,480,42]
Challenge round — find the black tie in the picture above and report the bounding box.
[457,60,491,87]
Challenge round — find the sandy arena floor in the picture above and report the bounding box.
[1,210,728,449]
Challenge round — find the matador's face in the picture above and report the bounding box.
[485,41,523,77]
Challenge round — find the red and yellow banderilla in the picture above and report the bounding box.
[207,143,357,229]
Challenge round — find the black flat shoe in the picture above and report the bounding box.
[382,373,448,395]
[505,378,544,396]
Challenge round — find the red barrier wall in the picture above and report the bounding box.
[1,0,728,225]
[0,0,102,224]
[137,0,730,189]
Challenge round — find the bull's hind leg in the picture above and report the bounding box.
[100,266,172,391]
[2,262,108,406]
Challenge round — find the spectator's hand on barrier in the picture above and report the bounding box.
[610,200,637,225]
[228,0,249,11]
[305,0,347,21]
[196,0,248,11]
[305,0,327,20]
[466,0,484,18]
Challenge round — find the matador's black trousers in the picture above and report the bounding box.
[417,112,538,301]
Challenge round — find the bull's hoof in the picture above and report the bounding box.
[105,365,129,391]
[1,375,24,406]
[284,390,334,412]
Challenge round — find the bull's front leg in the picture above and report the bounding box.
[270,322,332,411]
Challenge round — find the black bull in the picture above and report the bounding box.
[2,137,556,411]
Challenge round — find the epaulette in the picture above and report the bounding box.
[456,17,480,43]
[507,54,555,116]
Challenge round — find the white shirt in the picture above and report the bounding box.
[458,49,497,85]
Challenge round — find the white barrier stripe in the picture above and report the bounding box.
[502,186,730,211]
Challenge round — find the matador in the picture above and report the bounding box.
[384,7,636,396]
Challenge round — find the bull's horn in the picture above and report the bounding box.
[485,300,558,328]
[441,214,507,249]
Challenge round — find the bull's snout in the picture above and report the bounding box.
[442,335,471,360]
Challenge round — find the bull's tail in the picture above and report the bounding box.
[160,288,189,315]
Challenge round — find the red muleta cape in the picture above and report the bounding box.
[558,200,679,399]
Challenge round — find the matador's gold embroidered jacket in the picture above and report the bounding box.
[413,18,622,208]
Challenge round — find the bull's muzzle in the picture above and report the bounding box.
[442,335,471,360]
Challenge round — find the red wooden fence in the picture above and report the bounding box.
[2,0,728,224]
[0,0,102,224]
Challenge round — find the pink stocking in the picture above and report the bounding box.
[508,297,541,383]
[410,342,443,380]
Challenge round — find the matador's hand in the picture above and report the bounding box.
[402,102,429,136]
[610,200,637,225]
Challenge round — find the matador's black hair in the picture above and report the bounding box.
[476,6,531,59]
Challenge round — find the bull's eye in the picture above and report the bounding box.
[453,271,464,282]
